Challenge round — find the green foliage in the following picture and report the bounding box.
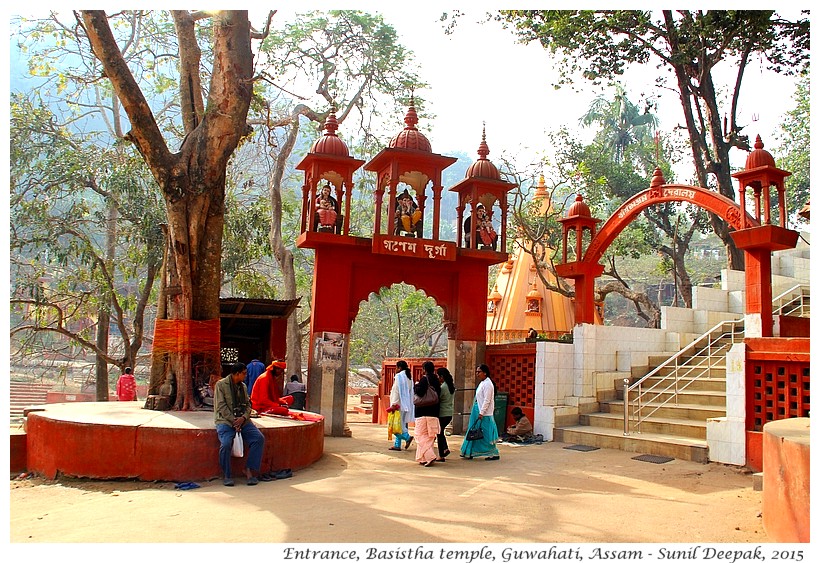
[498,10,809,89]
[221,186,277,297]
[10,93,164,363]
[775,72,810,226]
[581,84,658,163]
[258,10,424,124]
[349,284,445,368]
[13,12,186,141]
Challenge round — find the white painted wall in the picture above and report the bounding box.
[706,342,747,465]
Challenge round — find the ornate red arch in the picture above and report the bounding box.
[583,184,758,264]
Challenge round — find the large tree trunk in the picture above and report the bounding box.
[82,10,254,410]
[162,172,226,410]
[148,225,170,397]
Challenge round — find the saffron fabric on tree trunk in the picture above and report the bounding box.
[152,319,220,353]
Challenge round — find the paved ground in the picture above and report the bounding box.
[8,416,769,551]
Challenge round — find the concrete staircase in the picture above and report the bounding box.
[554,362,724,463]
[553,239,810,463]
[10,381,52,421]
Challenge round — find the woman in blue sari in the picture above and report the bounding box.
[460,364,500,460]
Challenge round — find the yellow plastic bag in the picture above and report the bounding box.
[387,409,402,439]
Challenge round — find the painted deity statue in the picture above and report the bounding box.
[315,183,339,232]
[394,189,422,237]
[464,203,497,250]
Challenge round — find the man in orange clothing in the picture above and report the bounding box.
[250,361,290,415]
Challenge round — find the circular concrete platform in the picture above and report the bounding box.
[23,402,324,482]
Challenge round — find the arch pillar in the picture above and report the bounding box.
[306,246,356,436]
[307,329,351,436]
[448,338,484,434]
[555,261,605,326]
[731,225,800,337]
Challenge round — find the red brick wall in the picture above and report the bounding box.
[744,337,810,473]
[486,343,536,428]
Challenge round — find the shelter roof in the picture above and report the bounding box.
[219,298,300,319]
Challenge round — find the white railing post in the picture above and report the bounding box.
[623,378,630,436]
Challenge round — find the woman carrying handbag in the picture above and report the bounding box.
[412,361,441,467]
[460,364,500,461]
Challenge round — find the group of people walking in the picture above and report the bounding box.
[213,355,506,486]
[388,360,500,466]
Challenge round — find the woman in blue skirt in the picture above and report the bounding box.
[460,363,500,460]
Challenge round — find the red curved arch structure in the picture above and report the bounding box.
[584,184,758,265]
[558,183,762,326]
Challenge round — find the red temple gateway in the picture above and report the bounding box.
[296,101,515,436]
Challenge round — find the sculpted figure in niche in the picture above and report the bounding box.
[315,183,339,233]
[394,189,423,237]
[464,203,498,250]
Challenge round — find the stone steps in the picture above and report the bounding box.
[627,389,728,407]
[605,399,726,420]
[580,411,707,439]
[554,424,709,463]
[549,300,758,462]
[9,381,51,421]
[634,376,726,393]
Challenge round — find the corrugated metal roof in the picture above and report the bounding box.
[219,297,300,319]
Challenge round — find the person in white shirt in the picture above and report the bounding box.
[283,374,306,395]
[460,363,500,460]
[388,360,416,451]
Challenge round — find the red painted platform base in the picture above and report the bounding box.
[762,418,810,542]
[23,402,324,482]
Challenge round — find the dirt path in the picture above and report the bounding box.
[10,420,766,549]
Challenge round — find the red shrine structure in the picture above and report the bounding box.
[550,136,808,541]
[297,99,514,436]
[556,136,798,339]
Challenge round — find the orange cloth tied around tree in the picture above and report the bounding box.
[152,319,220,354]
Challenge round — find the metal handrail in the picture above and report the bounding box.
[772,284,810,317]
[623,318,745,435]
[621,284,810,435]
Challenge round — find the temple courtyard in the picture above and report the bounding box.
[9,417,767,546]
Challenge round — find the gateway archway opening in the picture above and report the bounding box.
[347,283,446,418]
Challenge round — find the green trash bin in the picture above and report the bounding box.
[493,392,508,433]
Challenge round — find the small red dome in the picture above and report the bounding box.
[310,112,349,157]
[649,167,666,188]
[389,100,432,152]
[745,135,776,170]
[567,194,592,218]
[466,127,501,180]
